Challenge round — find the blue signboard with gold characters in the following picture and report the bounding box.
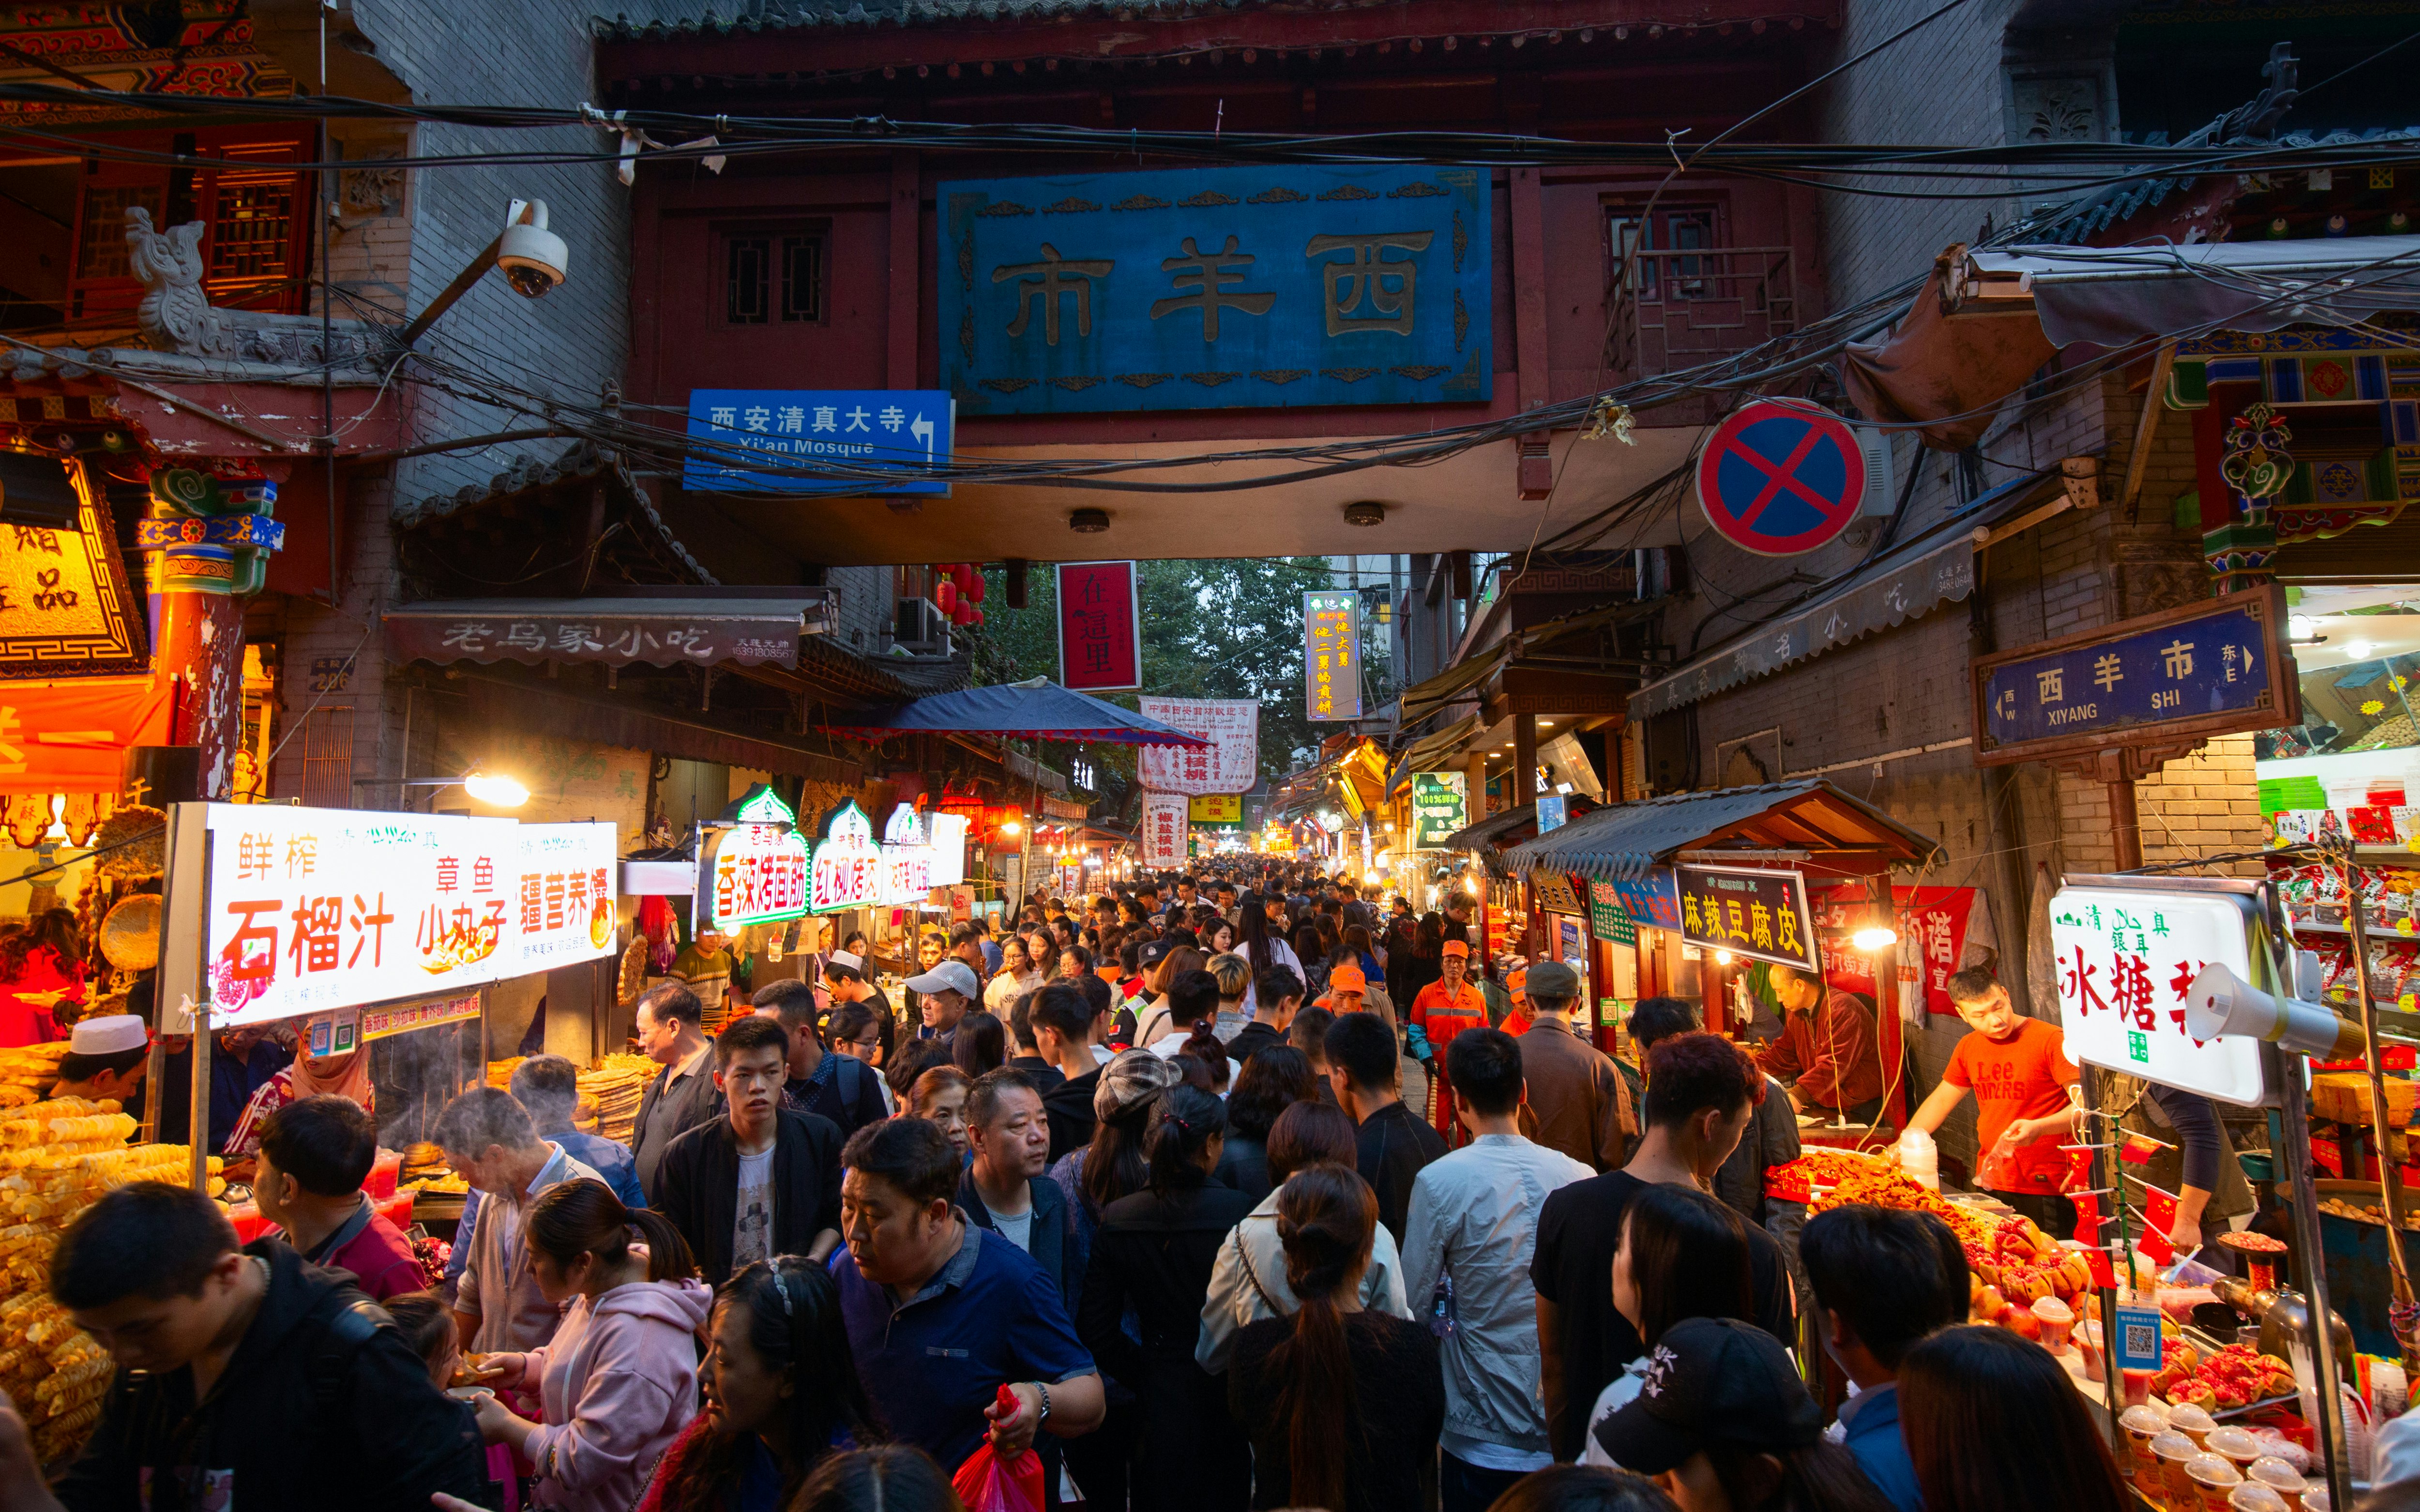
[939,165,1491,415]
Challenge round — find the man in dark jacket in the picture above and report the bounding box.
[959,1068,1080,1311]
[657,1017,845,1286]
[752,980,885,1138]
[1326,1009,1447,1246]
[28,1181,488,1511]
[631,982,723,1202]
[1033,981,1107,1163]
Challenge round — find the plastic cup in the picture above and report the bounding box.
[2187,1451,2244,1509]
[2206,1425,2264,1474]
[2301,1485,2329,1512]
[2231,1484,2291,1512]
[2247,1458,2306,1512]
[2169,1403,2219,1451]
[2124,1367,2158,1407]
[2032,1294,2076,1351]
[2152,1432,2199,1506]
[367,1148,402,1200]
[2080,1318,2106,1382]
[2119,1405,2169,1483]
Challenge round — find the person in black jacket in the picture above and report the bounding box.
[657,1016,845,1286]
[1325,1010,1446,1247]
[1033,980,1107,1163]
[959,1069,1081,1311]
[1076,1084,1256,1512]
[18,1181,489,1512]
[753,980,886,1138]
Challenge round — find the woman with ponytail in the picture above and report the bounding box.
[635,1258,882,1512]
[1226,1162,1444,1512]
[1076,1083,1255,1511]
[466,1178,713,1512]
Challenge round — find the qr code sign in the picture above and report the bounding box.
[2126,1320,2158,1357]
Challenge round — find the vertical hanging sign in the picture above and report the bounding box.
[1056,561,1143,692]
[1305,590,1361,722]
[1141,791,1190,869]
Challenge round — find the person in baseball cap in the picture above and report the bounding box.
[906,959,982,1048]
[52,1013,149,1103]
[1588,1317,1827,1493]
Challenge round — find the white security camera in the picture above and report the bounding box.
[497,199,568,298]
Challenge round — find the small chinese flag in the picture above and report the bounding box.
[2083,1245,2117,1289]
[2071,1190,2103,1248]
[2141,1184,2181,1239]
[2137,1224,2177,1267]
[2120,1132,2165,1165]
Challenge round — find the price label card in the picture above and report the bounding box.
[2115,1303,2164,1373]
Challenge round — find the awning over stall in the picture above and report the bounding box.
[386,594,832,670]
[1440,798,1601,873]
[821,678,1210,747]
[1504,779,1944,882]
[1385,714,1487,795]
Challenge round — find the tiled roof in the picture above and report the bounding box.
[594,0,1250,39]
[2031,125,2420,246]
[394,438,718,584]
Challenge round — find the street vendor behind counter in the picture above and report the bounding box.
[2110,1074,2254,1266]
[1756,962,1885,1123]
[1901,969,2081,1240]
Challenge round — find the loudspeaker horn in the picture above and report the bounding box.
[2182,962,2365,1060]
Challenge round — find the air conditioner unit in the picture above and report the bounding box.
[893,597,951,655]
[1843,425,1899,545]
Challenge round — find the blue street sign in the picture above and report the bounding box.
[1695,401,1866,557]
[938,164,1491,416]
[683,389,955,497]
[1975,592,2293,761]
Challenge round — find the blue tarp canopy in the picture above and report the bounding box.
[821,677,1210,747]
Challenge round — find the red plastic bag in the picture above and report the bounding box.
[952,1386,1046,1512]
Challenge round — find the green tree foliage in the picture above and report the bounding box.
[964,557,1353,778]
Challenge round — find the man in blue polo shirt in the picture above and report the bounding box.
[832,1116,1105,1478]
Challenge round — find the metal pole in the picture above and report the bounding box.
[2081,1063,2123,1427]
[188,1008,211,1191]
[2261,881,2348,1506]
[2336,838,2418,1366]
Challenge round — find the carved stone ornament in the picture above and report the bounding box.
[123,207,392,368]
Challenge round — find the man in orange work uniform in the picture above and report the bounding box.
[1410,938,1490,1143]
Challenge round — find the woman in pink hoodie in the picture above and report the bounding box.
[470,1179,712,1512]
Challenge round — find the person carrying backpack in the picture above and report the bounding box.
[12,1181,490,1511]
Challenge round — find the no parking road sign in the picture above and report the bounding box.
[1696,401,1868,557]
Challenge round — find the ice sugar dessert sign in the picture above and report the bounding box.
[2049,881,2270,1107]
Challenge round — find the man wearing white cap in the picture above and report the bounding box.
[51,1014,148,1104]
[907,960,980,1051]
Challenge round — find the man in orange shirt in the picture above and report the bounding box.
[1756,962,1885,1123]
[1498,967,1534,1038]
[1900,967,2082,1238]
[1410,939,1490,1143]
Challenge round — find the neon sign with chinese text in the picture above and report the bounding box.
[811,802,882,914]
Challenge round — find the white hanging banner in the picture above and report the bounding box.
[1135,697,1259,796]
[1141,791,1191,870]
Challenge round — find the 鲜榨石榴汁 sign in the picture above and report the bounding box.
[940,164,1490,416]
[1695,401,1868,558]
[1972,584,2297,767]
[684,390,954,497]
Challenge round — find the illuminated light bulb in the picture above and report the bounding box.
[1713,950,1734,966]
[463,771,530,808]
[1853,925,1899,951]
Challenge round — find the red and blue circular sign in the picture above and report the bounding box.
[1695,401,1867,557]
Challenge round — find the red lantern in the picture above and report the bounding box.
[951,598,976,626]
[969,606,985,626]
[935,577,956,614]
[965,571,987,604]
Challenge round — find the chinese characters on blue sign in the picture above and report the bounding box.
[683,389,955,496]
[1975,592,2292,762]
[1305,591,1361,721]
[939,165,1492,415]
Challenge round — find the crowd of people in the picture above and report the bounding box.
[0,862,2284,1512]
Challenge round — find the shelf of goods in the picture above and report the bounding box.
[0,1048,221,1465]
[484,1054,652,1147]
[2274,854,2420,1007]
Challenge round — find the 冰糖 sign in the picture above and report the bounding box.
[1305,592,1361,721]
[811,801,883,913]
[1142,792,1189,869]
[1675,865,1817,972]
[880,804,933,905]
[2050,881,2269,1107]
[197,806,619,1024]
[1136,698,1259,795]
